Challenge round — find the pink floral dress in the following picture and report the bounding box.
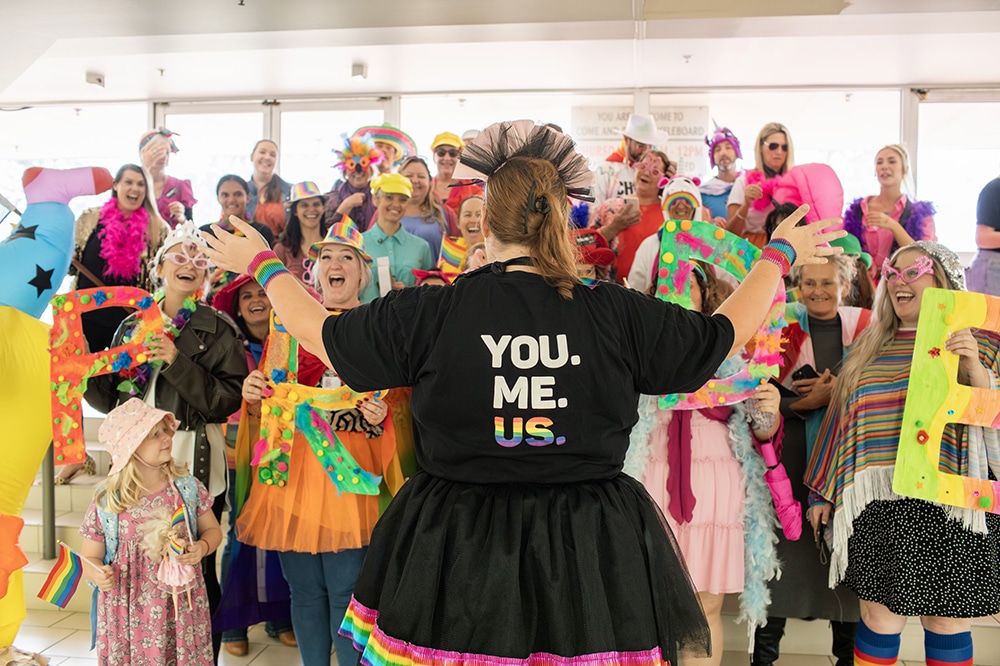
[80,481,214,665]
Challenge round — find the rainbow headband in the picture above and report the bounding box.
[663,191,699,214]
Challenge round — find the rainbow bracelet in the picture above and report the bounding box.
[248,250,291,290]
[757,238,797,277]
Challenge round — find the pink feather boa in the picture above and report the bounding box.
[98,197,149,281]
[744,170,777,212]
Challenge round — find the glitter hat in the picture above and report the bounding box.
[310,218,372,265]
[101,398,179,475]
[892,241,966,291]
[705,126,742,168]
[287,181,325,206]
[352,124,417,165]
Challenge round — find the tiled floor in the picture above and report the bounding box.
[17,609,310,665]
[17,608,1000,665]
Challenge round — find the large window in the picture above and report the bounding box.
[158,105,266,225]
[917,101,1000,255]
[650,90,901,206]
[0,103,148,222]
[278,105,386,190]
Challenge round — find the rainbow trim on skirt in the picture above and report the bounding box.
[340,596,671,666]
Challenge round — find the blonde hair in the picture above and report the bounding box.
[876,144,910,178]
[398,156,449,234]
[829,246,948,414]
[140,506,177,563]
[95,421,188,514]
[875,144,913,193]
[485,157,579,299]
[312,245,372,299]
[753,122,794,175]
[790,254,858,303]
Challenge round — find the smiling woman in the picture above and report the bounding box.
[71,164,169,352]
[274,181,330,286]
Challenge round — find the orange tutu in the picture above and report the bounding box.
[236,415,404,554]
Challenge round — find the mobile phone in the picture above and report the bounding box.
[792,364,819,382]
[623,196,639,209]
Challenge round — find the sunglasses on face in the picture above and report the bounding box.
[435,148,461,158]
[164,243,213,270]
[764,142,788,152]
[881,255,934,285]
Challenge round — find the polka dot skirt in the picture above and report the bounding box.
[843,498,1000,617]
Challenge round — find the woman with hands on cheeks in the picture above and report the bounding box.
[234,219,404,666]
[139,128,197,228]
[804,242,1000,666]
[201,121,844,666]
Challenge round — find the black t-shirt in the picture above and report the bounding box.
[977,177,1000,232]
[322,269,734,484]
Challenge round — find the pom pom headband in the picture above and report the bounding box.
[453,120,594,202]
[334,133,383,174]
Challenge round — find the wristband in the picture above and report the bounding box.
[757,238,796,277]
[248,250,291,290]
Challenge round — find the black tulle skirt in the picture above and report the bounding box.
[339,471,710,665]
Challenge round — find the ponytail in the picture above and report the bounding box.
[487,157,579,299]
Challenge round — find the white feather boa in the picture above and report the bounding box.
[625,394,781,652]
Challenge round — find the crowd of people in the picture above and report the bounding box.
[55,115,999,666]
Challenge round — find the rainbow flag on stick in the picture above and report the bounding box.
[37,542,92,608]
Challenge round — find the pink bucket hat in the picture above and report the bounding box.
[100,398,178,475]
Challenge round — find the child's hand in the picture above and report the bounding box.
[89,564,115,592]
[176,540,208,566]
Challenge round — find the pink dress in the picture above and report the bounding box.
[643,410,745,594]
[80,482,214,666]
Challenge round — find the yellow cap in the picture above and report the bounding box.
[370,173,413,198]
[431,132,465,151]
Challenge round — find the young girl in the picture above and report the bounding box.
[80,398,222,665]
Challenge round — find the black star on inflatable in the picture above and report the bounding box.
[28,264,54,296]
[8,224,38,241]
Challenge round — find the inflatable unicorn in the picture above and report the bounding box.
[0,166,112,646]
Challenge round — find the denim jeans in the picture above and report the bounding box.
[967,249,1000,297]
[220,468,293,643]
[278,548,367,666]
